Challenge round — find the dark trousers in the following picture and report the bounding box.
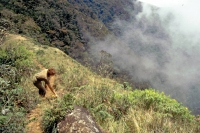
[33,80,46,97]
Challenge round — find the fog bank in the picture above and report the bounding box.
[89,0,200,114]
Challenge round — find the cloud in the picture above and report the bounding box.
[89,0,200,114]
[138,0,187,7]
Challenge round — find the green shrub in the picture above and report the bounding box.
[0,44,37,133]
[0,45,34,76]
[91,103,113,124]
[42,94,74,132]
[110,92,132,120]
[130,89,195,121]
[75,86,132,123]
[0,65,19,107]
[0,106,26,133]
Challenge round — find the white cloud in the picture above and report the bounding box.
[138,0,200,34]
[89,0,200,113]
[138,0,188,7]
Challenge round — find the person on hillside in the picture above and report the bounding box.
[33,68,58,97]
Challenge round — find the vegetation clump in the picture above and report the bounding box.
[0,43,39,132]
[42,94,74,132]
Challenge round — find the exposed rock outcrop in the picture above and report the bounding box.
[57,106,104,133]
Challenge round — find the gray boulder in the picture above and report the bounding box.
[57,106,105,133]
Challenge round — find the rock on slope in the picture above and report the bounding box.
[57,106,105,133]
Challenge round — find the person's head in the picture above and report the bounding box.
[47,68,56,77]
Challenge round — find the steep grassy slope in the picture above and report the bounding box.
[0,34,199,133]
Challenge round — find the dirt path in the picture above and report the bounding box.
[26,78,56,133]
[26,106,44,133]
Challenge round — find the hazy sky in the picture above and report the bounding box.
[138,0,188,7]
[139,0,200,33]
[89,0,200,113]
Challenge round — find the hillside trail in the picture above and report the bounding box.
[26,60,65,133]
[6,34,65,133]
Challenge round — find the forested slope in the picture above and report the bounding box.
[0,0,135,55]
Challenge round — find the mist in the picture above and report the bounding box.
[89,0,200,114]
